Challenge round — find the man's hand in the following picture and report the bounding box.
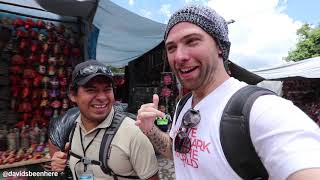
[136,94,165,133]
[51,143,70,172]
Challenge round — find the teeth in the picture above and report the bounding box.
[93,104,106,108]
[180,67,194,73]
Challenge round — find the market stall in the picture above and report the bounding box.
[0,1,84,170]
[253,57,320,123]
[0,0,167,172]
[0,0,269,173]
[126,41,181,118]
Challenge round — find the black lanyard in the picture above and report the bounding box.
[79,127,101,171]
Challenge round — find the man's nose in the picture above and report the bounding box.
[96,91,107,100]
[174,46,189,62]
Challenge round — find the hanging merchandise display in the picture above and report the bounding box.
[282,79,320,124]
[159,72,177,116]
[0,12,83,166]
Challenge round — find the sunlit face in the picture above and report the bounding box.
[70,75,114,124]
[165,22,223,91]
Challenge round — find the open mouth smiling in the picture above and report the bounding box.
[92,104,107,109]
[179,66,197,74]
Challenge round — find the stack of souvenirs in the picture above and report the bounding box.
[0,125,50,165]
[0,16,83,129]
[0,16,83,165]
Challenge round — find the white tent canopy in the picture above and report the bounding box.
[252,57,320,80]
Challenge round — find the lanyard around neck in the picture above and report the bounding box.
[79,127,101,157]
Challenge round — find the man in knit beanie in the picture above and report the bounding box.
[136,4,320,180]
[164,5,230,62]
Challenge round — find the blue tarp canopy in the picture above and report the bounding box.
[1,0,166,67]
[93,0,166,67]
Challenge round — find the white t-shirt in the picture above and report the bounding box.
[170,77,320,180]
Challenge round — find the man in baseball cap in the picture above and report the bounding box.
[51,60,159,180]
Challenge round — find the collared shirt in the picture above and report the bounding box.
[69,107,158,180]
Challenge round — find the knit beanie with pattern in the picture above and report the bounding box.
[164,5,231,61]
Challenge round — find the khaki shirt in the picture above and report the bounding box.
[69,108,158,180]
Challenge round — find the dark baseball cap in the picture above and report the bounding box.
[71,60,113,86]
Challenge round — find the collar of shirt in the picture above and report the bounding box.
[76,107,115,135]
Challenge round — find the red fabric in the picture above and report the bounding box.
[30,30,38,39]
[32,89,41,99]
[40,54,48,64]
[13,18,24,27]
[10,66,22,75]
[36,20,45,28]
[11,54,24,65]
[11,87,20,97]
[161,87,172,97]
[27,54,39,64]
[19,39,29,49]
[72,47,81,57]
[19,102,32,112]
[31,42,39,52]
[23,69,36,79]
[33,75,43,87]
[163,75,173,85]
[21,88,30,99]
[51,100,61,109]
[10,76,21,86]
[63,46,71,56]
[24,18,34,29]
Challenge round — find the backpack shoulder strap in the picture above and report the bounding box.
[220,85,276,180]
[68,122,77,150]
[99,111,139,179]
[175,92,192,124]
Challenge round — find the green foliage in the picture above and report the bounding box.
[108,66,125,74]
[286,24,320,62]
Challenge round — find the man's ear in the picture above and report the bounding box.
[68,91,76,103]
[217,46,223,56]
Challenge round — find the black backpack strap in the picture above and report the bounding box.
[99,111,139,179]
[68,122,77,150]
[69,151,102,166]
[220,85,276,180]
[175,92,192,125]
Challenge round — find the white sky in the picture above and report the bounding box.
[113,0,305,70]
[206,0,302,70]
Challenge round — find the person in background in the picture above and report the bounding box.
[154,104,172,133]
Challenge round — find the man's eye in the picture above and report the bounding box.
[105,88,113,92]
[186,38,199,46]
[86,88,95,92]
[167,46,176,53]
